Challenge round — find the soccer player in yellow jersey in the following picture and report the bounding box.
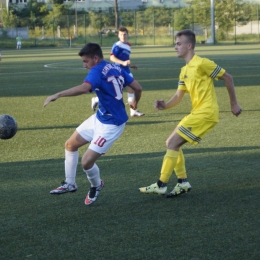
[139,29,242,198]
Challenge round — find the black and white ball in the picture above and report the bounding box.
[0,114,18,139]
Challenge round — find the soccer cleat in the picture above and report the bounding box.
[130,110,145,117]
[139,182,167,195]
[50,181,78,195]
[85,180,104,205]
[91,97,98,111]
[166,182,192,198]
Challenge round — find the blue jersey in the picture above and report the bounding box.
[111,41,131,74]
[84,60,134,126]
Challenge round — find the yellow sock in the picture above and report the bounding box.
[159,149,179,183]
[174,148,187,179]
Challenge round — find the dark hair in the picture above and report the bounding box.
[118,26,128,34]
[78,43,103,58]
[175,29,196,48]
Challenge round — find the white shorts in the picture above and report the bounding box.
[76,114,125,154]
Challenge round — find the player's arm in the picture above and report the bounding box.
[127,80,142,110]
[155,89,185,110]
[43,82,91,107]
[110,54,130,67]
[219,72,242,116]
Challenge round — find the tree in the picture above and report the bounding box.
[2,9,19,28]
[215,0,250,39]
[114,0,119,29]
[174,7,193,31]
[88,11,103,30]
[186,0,211,38]
[186,0,251,40]
[42,4,63,29]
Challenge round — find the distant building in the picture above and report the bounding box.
[67,0,188,12]
[5,0,188,11]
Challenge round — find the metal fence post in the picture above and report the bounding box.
[153,9,155,45]
[84,14,86,44]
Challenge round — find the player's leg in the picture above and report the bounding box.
[139,128,186,194]
[83,117,125,205]
[166,115,217,197]
[126,86,145,117]
[81,149,104,205]
[50,115,95,195]
[50,130,89,195]
[166,147,191,198]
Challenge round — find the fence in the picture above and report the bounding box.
[0,6,260,48]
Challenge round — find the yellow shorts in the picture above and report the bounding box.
[177,114,218,145]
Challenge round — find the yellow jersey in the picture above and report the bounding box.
[178,55,225,122]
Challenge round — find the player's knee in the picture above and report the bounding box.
[65,140,70,150]
[65,139,76,151]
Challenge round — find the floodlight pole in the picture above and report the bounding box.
[211,0,215,44]
[75,0,78,37]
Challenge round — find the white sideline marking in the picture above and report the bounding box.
[43,60,260,70]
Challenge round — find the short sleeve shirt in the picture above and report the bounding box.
[111,41,131,74]
[84,60,134,126]
[178,55,225,121]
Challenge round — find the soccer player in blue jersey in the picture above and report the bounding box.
[91,26,144,117]
[139,29,242,198]
[43,43,142,205]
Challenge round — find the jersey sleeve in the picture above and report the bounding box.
[111,43,119,56]
[177,69,188,92]
[122,69,134,87]
[201,58,225,81]
[83,69,101,91]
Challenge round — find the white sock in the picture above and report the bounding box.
[94,96,99,103]
[128,93,136,114]
[65,150,78,184]
[84,163,101,187]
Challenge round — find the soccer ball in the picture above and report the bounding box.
[0,114,18,139]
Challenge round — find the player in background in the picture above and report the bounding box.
[139,29,242,198]
[16,35,22,50]
[43,43,142,205]
[91,26,145,117]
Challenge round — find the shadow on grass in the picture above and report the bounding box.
[1,145,259,168]
[16,120,175,131]
[0,147,259,259]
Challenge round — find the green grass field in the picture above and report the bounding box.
[0,44,260,260]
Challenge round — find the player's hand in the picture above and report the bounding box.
[43,94,59,107]
[122,60,131,67]
[231,103,242,117]
[128,100,137,110]
[154,99,166,110]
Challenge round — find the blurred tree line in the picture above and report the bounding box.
[0,0,258,38]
